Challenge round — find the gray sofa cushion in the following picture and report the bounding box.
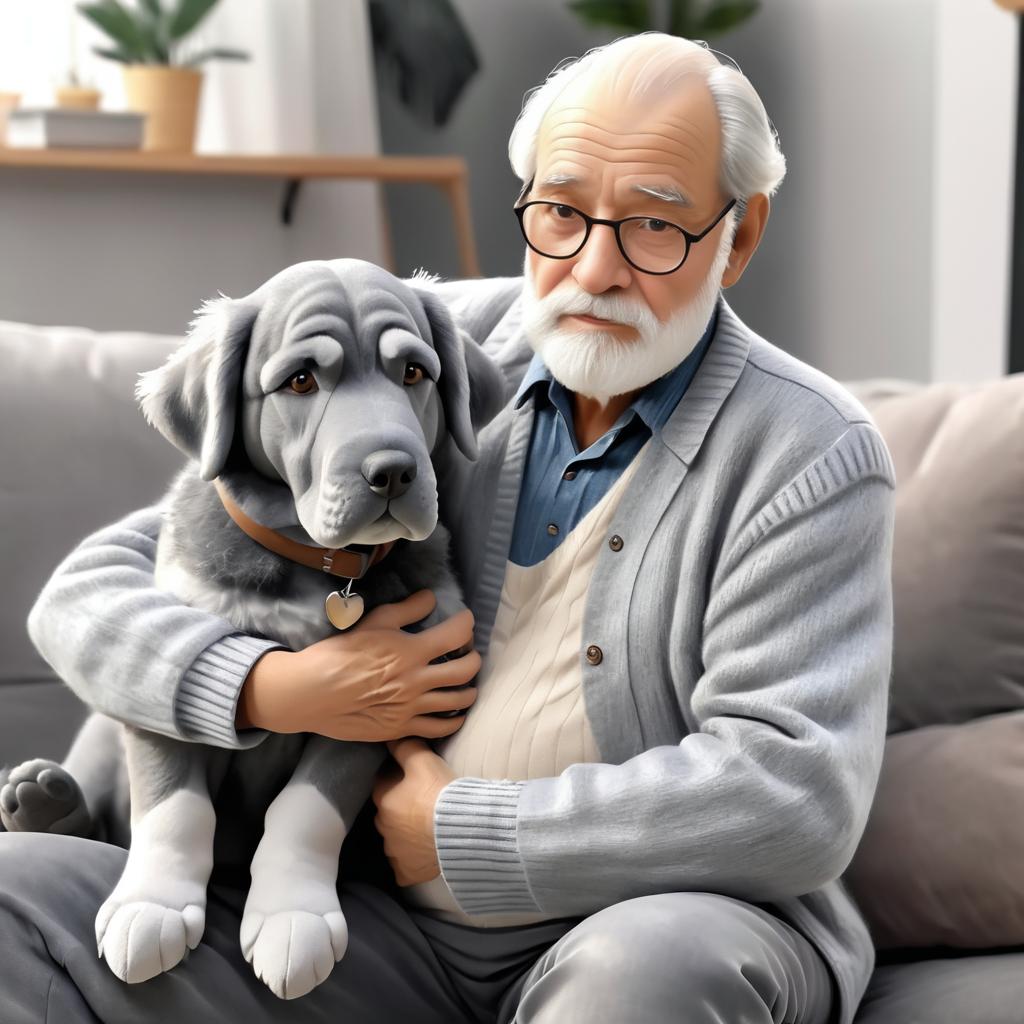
[847,376,1024,732]
[0,319,182,725]
[838,375,1024,956]
[844,711,1024,950]
[853,951,1024,1023]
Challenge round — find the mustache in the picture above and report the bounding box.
[534,286,661,332]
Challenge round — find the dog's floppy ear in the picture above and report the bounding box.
[136,295,257,481]
[413,288,508,460]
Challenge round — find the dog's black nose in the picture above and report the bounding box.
[361,450,417,500]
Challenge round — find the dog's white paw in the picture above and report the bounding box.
[240,895,348,1000]
[96,888,206,983]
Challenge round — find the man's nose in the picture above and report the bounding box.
[361,450,417,499]
[571,222,633,294]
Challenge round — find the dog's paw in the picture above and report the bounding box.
[0,759,91,836]
[240,902,348,1000]
[96,890,206,984]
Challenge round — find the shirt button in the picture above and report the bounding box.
[609,534,623,552]
[547,523,559,536]
[563,469,577,481]
[585,644,603,666]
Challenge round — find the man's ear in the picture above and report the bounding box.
[721,193,770,289]
[136,295,258,480]
[413,288,508,460]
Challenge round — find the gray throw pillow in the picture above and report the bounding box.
[0,319,182,692]
[847,375,1024,733]
[843,711,1024,950]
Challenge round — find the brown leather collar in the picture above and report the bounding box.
[214,479,396,580]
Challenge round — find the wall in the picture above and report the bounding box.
[377,0,1019,382]
[0,0,385,335]
[931,0,1017,381]
[722,0,940,381]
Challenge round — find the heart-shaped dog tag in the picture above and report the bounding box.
[326,590,365,630]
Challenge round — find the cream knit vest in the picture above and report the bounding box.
[402,448,647,926]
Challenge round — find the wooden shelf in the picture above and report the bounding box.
[0,149,480,275]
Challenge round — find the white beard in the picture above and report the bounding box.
[520,227,733,405]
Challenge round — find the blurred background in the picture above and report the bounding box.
[0,0,1020,382]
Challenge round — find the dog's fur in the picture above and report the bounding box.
[0,259,507,999]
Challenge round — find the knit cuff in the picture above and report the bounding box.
[175,634,281,749]
[434,777,540,915]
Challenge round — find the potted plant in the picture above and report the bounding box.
[77,0,248,152]
[0,93,20,148]
[568,0,761,38]
[56,71,102,111]
[58,18,102,110]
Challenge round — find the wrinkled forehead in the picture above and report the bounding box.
[246,263,432,365]
[536,71,722,208]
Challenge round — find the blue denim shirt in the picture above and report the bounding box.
[509,307,718,567]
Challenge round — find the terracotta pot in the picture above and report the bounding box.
[56,87,102,111]
[122,65,203,152]
[0,92,20,148]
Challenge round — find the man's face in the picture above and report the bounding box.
[520,73,738,403]
[528,73,731,326]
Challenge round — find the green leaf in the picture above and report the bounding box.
[181,46,250,66]
[91,44,133,63]
[167,0,221,41]
[697,0,760,36]
[77,1,151,60]
[136,18,170,62]
[136,0,170,61]
[667,0,701,36]
[567,0,651,32]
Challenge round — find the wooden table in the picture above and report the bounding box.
[0,149,481,277]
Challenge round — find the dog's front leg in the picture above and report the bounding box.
[241,738,385,1000]
[95,727,216,983]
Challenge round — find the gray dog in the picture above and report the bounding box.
[0,259,506,999]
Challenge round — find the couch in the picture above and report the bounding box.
[2,315,1023,1022]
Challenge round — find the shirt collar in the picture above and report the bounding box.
[513,300,720,435]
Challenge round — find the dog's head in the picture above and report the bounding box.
[137,259,507,547]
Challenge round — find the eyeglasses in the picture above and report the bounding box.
[514,184,737,276]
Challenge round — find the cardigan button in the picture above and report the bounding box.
[609,534,623,552]
[585,644,603,666]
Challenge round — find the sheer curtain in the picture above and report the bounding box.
[0,0,385,264]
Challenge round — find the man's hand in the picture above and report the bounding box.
[236,590,480,741]
[371,738,456,886]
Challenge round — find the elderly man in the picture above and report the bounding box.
[0,32,893,1024]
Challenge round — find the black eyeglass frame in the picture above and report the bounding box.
[513,181,738,276]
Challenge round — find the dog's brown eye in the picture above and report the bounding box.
[403,363,426,386]
[286,371,318,395]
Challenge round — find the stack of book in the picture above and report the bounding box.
[5,109,146,149]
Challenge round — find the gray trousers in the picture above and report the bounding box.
[0,831,836,1024]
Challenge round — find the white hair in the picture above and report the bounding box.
[508,33,786,224]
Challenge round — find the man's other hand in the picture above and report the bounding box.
[371,738,457,886]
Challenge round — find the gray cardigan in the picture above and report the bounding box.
[28,279,896,1024]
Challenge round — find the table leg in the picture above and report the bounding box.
[442,175,481,278]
